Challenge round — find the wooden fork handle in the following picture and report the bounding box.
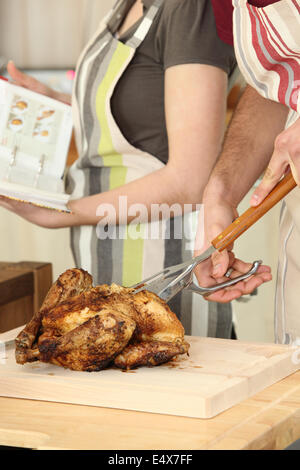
[211,172,297,252]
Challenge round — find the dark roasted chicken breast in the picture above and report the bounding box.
[39,310,136,372]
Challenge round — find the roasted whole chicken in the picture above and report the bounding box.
[15,269,190,371]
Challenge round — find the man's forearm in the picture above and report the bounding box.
[204,85,289,206]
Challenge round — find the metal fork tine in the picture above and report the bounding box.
[131,257,200,298]
[130,256,200,290]
[131,247,216,298]
[131,252,263,303]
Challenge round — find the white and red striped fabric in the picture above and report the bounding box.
[233,0,300,113]
[233,0,300,345]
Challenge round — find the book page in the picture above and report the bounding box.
[0,79,73,211]
[0,80,73,179]
[2,94,65,161]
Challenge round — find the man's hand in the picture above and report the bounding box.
[250,117,300,206]
[194,197,272,303]
[195,196,238,278]
[194,251,272,303]
[192,86,288,303]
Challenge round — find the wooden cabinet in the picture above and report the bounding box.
[66,132,78,166]
[0,262,52,333]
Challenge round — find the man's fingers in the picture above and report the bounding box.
[205,289,243,303]
[230,258,271,277]
[205,271,272,303]
[250,123,300,206]
[250,131,290,207]
[206,221,235,279]
[250,160,287,207]
[211,249,230,278]
[231,271,272,295]
[288,157,300,186]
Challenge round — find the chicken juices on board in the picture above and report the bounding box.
[15,269,190,371]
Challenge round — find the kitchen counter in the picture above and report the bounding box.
[0,370,300,450]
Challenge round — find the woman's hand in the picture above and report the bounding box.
[6,61,72,105]
[0,196,77,228]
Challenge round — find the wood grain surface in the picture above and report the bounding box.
[0,370,299,450]
[0,263,52,333]
[1,332,299,420]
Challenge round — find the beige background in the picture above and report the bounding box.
[0,0,280,342]
[0,0,113,68]
[234,193,280,343]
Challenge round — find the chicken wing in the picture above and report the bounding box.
[114,340,190,369]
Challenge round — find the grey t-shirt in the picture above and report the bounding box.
[111,0,237,164]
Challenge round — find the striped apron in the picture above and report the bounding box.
[66,0,232,337]
[233,0,300,344]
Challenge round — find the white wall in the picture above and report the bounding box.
[0,0,114,68]
[232,190,280,343]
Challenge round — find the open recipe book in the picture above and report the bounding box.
[0,77,73,212]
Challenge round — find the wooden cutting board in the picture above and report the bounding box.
[0,328,299,419]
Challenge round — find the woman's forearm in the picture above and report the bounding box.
[51,90,72,105]
[35,163,206,229]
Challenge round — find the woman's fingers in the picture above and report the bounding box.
[6,60,51,97]
[0,196,24,211]
[7,60,31,87]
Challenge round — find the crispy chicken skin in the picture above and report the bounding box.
[114,340,190,369]
[15,268,93,365]
[39,311,136,372]
[15,269,190,371]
